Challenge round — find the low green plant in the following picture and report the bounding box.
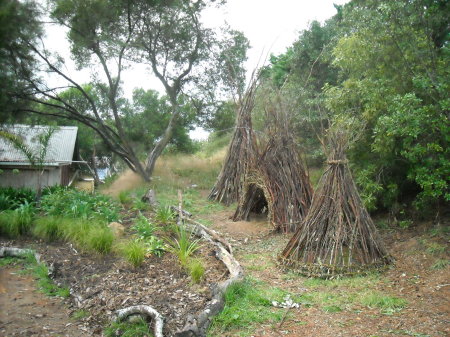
[104,317,153,337]
[360,292,407,315]
[155,205,175,225]
[165,225,201,267]
[71,309,90,321]
[40,188,121,222]
[33,216,62,242]
[431,259,449,270]
[118,191,132,205]
[132,198,150,211]
[120,239,147,267]
[86,226,114,255]
[0,204,35,238]
[398,219,413,229]
[187,258,205,283]
[425,242,446,255]
[145,236,165,257]
[132,214,159,239]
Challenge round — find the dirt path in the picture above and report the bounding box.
[0,267,88,337]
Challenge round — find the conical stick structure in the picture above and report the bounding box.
[208,80,258,206]
[232,132,313,233]
[279,132,392,277]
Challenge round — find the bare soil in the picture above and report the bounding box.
[0,267,88,336]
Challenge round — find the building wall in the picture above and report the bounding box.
[0,166,63,189]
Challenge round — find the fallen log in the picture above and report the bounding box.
[115,305,164,337]
[175,220,244,337]
[0,246,41,263]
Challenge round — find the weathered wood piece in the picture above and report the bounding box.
[141,189,158,207]
[115,305,164,337]
[175,221,243,336]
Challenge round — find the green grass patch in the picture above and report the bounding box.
[208,278,291,336]
[360,291,407,315]
[104,317,153,337]
[431,258,449,270]
[0,204,35,238]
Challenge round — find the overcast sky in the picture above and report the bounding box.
[43,0,349,139]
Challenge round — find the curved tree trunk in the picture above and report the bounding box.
[144,108,178,178]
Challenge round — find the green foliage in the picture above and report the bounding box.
[120,239,147,268]
[187,258,205,284]
[32,216,62,242]
[0,187,35,210]
[40,188,121,222]
[32,216,115,255]
[104,317,153,337]
[325,0,450,211]
[0,202,35,238]
[155,206,175,225]
[118,191,132,205]
[145,236,165,257]
[209,278,285,336]
[165,225,201,267]
[360,292,407,315]
[0,0,42,120]
[132,214,159,239]
[86,226,114,255]
[431,259,449,270]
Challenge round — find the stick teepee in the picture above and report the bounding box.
[279,131,392,277]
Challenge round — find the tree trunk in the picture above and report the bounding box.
[144,108,178,178]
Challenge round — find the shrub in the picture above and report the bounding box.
[33,216,62,242]
[120,239,147,267]
[0,202,35,238]
[40,188,121,222]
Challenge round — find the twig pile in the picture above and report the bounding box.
[279,132,392,277]
[232,132,313,233]
[208,79,258,206]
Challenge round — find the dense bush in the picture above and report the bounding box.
[40,188,121,222]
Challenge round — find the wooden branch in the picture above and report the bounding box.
[0,247,41,264]
[115,305,164,337]
[175,220,243,337]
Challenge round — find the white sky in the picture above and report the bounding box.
[43,0,349,140]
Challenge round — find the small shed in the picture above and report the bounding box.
[0,125,79,189]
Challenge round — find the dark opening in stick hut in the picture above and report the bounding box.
[279,132,392,277]
[208,80,258,206]
[232,134,313,232]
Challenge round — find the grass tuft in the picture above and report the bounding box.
[120,239,147,268]
[187,258,205,283]
[104,316,153,337]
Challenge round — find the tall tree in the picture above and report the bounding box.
[0,0,42,122]
[15,0,247,181]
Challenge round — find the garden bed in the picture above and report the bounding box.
[0,236,229,336]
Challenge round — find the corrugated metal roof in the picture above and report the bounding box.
[0,125,78,166]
